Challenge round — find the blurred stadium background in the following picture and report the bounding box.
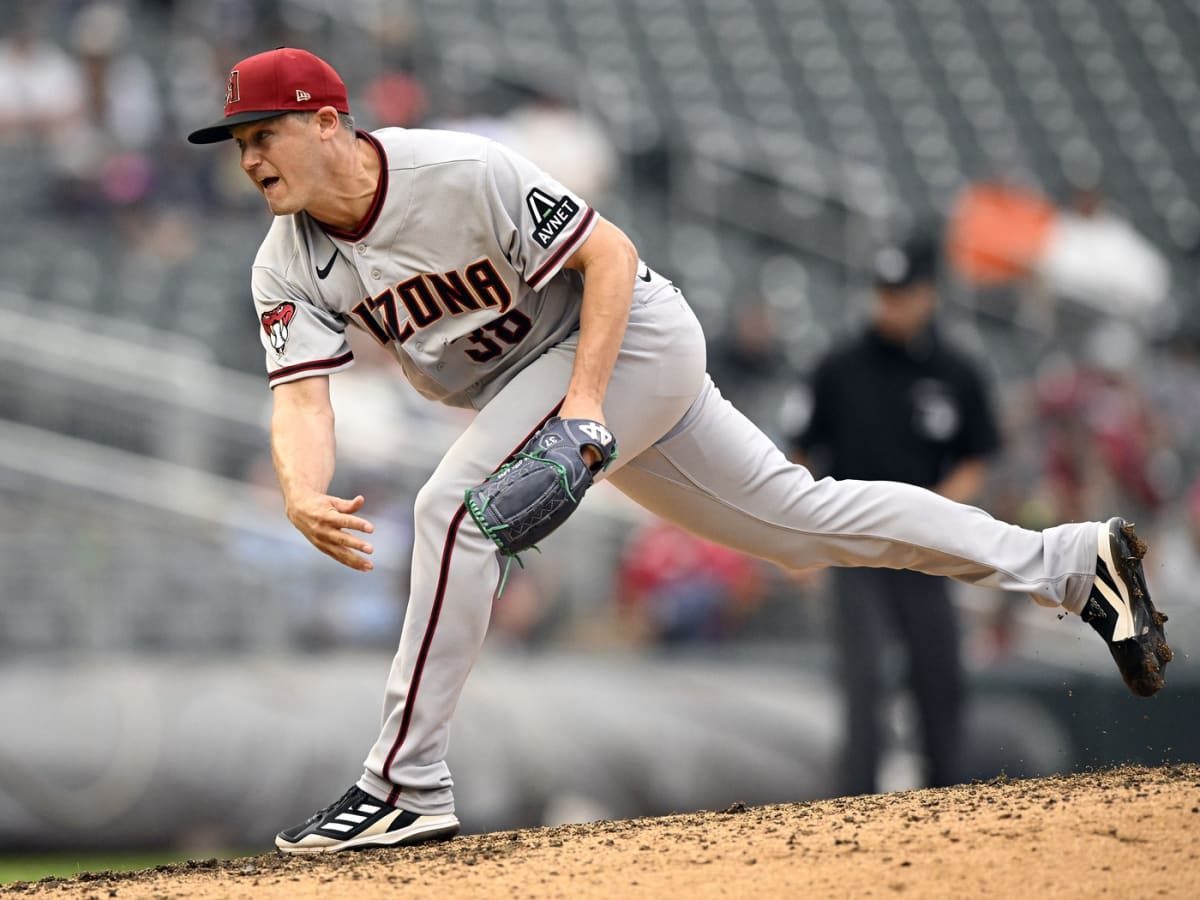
[2,0,1199,858]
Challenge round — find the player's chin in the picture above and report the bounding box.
[261,183,298,215]
[264,197,299,216]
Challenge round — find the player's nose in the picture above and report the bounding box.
[239,145,262,172]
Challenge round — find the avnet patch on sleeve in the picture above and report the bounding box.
[527,188,581,248]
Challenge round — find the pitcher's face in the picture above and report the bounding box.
[231,112,327,216]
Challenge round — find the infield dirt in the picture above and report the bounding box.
[4,763,1197,899]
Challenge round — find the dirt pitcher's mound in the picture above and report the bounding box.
[6,764,1199,899]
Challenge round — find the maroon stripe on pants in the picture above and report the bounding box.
[384,401,564,805]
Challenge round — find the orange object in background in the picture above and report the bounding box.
[947,182,1057,284]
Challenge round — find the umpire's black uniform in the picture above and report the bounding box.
[793,232,1000,795]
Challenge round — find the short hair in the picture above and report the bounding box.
[291,110,356,133]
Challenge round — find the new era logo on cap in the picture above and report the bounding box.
[188,47,349,144]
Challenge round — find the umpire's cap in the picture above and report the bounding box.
[187,47,349,144]
[872,229,941,290]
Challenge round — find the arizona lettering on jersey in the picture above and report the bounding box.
[249,128,603,409]
[348,258,513,347]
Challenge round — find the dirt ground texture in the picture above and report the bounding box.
[4,764,1197,899]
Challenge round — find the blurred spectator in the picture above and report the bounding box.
[1032,321,1171,523]
[70,3,163,149]
[1035,183,1171,325]
[792,226,1001,796]
[50,2,164,209]
[615,518,768,645]
[0,10,86,143]
[947,177,1171,332]
[946,179,1055,287]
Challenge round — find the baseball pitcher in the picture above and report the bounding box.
[188,48,1171,853]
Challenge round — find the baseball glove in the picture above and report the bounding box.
[465,417,618,563]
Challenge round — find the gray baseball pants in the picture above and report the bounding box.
[358,287,1099,813]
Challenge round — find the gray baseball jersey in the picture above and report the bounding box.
[249,127,1106,817]
[252,127,652,409]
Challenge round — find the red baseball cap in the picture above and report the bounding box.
[187,47,349,144]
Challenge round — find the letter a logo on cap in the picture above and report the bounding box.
[225,70,240,105]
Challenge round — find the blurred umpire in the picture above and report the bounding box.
[791,227,1001,795]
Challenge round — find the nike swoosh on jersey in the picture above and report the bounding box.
[316,250,338,280]
[638,265,652,282]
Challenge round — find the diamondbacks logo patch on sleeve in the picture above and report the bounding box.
[527,188,581,249]
[261,301,296,355]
